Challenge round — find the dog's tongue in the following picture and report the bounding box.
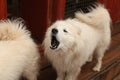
[50,36,59,50]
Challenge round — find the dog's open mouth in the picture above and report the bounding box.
[50,35,60,50]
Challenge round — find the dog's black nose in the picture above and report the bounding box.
[52,28,58,34]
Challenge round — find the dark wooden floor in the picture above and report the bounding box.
[38,22,120,80]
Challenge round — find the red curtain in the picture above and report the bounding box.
[0,0,7,19]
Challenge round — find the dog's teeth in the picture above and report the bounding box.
[50,35,59,50]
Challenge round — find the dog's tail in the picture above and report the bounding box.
[0,19,31,41]
[75,3,111,29]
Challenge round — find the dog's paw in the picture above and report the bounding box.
[93,66,101,72]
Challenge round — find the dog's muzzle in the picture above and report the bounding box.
[50,28,60,50]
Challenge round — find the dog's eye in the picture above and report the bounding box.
[63,29,68,33]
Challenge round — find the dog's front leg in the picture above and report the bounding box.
[65,68,80,80]
[56,70,65,80]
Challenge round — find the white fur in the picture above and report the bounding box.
[0,19,40,80]
[43,4,111,80]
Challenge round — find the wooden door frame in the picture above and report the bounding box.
[51,0,66,23]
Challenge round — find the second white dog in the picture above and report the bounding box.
[0,19,40,80]
[43,4,111,80]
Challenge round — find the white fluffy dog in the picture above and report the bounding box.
[43,4,111,80]
[0,19,40,80]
